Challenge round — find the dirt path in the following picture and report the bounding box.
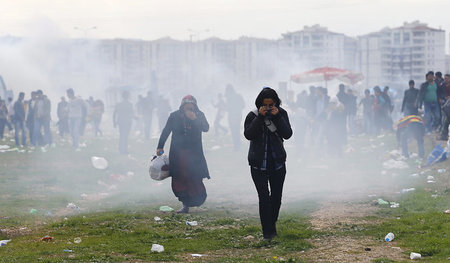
[304,201,409,263]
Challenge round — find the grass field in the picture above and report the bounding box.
[0,129,449,262]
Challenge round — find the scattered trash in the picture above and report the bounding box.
[444,210,450,214]
[74,237,82,244]
[0,240,11,246]
[41,235,53,241]
[437,168,446,173]
[244,235,255,240]
[377,199,390,205]
[382,159,409,169]
[191,254,203,257]
[390,202,400,208]
[186,221,198,226]
[410,252,421,259]
[401,188,415,193]
[384,232,395,242]
[154,216,161,221]
[0,145,10,150]
[410,173,419,177]
[427,175,435,180]
[364,248,371,251]
[159,206,174,212]
[63,249,73,253]
[91,156,108,170]
[427,180,436,184]
[151,244,164,253]
[29,208,37,214]
[66,203,79,210]
[211,145,221,151]
[431,194,438,198]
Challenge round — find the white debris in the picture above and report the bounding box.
[401,188,415,193]
[427,175,435,180]
[151,244,164,253]
[410,252,421,259]
[66,203,79,210]
[186,221,198,226]
[0,145,10,150]
[382,159,409,169]
[211,145,221,151]
[91,156,108,170]
[191,254,203,257]
[154,216,161,221]
[0,240,11,246]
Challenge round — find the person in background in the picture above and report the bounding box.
[212,93,227,136]
[346,89,357,135]
[113,91,134,155]
[382,86,394,131]
[373,86,387,135]
[13,92,26,146]
[225,84,245,151]
[91,99,105,136]
[143,91,155,139]
[32,90,45,146]
[67,88,85,149]
[57,97,69,138]
[401,80,419,116]
[326,98,347,157]
[359,89,374,134]
[438,74,450,140]
[156,95,210,214]
[0,99,8,139]
[6,97,14,133]
[244,87,292,240]
[396,115,425,159]
[26,91,37,146]
[416,71,442,133]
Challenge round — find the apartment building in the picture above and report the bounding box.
[281,24,357,71]
[357,21,446,88]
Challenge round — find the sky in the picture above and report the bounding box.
[1,0,450,42]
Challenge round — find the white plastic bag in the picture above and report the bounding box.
[149,155,170,180]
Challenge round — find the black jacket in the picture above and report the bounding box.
[244,107,292,168]
[401,88,419,112]
[416,81,444,108]
[158,109,210,179]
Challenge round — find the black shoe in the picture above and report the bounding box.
[177,205,189,214]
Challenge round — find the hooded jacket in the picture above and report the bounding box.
[244,89,292,168]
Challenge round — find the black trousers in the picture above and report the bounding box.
[251,165,286,238]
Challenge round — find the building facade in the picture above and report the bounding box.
[357,21,446,88]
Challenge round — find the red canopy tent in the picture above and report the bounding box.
[290,67,363,86]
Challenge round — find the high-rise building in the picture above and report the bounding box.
[357,21,446,88]
[281,24,357,71]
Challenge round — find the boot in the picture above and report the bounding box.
[177,205,189,214]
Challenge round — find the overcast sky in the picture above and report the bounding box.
[1,0,450,42]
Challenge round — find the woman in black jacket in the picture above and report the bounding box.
[244,87,292,240]
[156,95,210,213]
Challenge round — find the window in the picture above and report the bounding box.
[403,33,410,43]
[303,36,310,47]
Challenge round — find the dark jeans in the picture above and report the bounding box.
[441,115,449,139]
[14,120,26,146]
[400,123,425,158]
[424,102,440,132]
[58,118,69,137]
[251,165,286,238]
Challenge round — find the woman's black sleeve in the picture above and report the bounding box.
[157,113,173,149]
[272,111,293,139]
[244,112,264,140]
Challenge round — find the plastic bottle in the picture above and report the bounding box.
[384,232,394,242]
